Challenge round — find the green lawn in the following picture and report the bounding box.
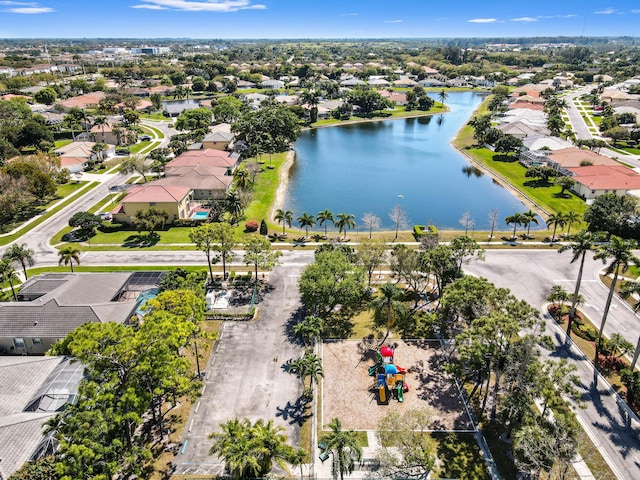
[141,124,164,139]
[140,112,169,121]
[130,141,152,154]
[463,147,588,220]
[432,432,491,479]
[243,152,288,229]
[54,139,73,149]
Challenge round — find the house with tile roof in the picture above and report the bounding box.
[0,356,84,478]
[0,272,161,355]
[57,91,106,111]
[53,141,116,161]
[112,184,193,224]
[566,165,640,201]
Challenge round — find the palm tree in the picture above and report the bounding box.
[593,236,639,367]
[233,166,251,191]
[437,89,448,108]
[546,212,567,241]
[321,418,362,480]
[335,213,355,240]
[505,212,524,240]
[371,282,406,345]
[317,209,334,238]
[292,315,323,347]
[620,280,640,370]
[93,115,107,143]
[564,211,581,236]
[3,243,35,280]
[209,418,262,479]
[58,244,81,272]
[225,189,245,225]
[558,231,594,338]
[297,352,323,396]
[252,419,295,476]
[0,259,19,301]
[297,212,316,238]
[275,208,293,236]
[289,447,310,480]
[521,210,539,238]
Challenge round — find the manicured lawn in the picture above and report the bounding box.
[130,140,152,153]
[56,181,89,198]
[140,112,169,121]
[28,265,208,276]
[243,152,288,228]
[89,226,195,245]
[54,139,73,149]
[432,432,491,479]
[463,147,588,220]
[141,124,164,139]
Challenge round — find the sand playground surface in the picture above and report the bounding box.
[320,339,474,432]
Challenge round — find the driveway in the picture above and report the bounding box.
[173,260,305,476]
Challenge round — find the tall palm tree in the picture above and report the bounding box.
[564,211,581,236]
[93,115,107,143]
[297,212,316,238]
[335,213,355,240]
[546,212,567,241]
[505,212,524,240]
[292,315,323,347]
[209,418,262,479]
[275,208,293,236]
[252,419,295,476]
[321,418,362,480]
[620,280,640,370]
[3,243,35,280]
[437,89,448,108]
[371,282,407,345]
[521,210,539,238]
[593,236,639,366]
[289,447,310,480]
[58,244,81,272]
[0,259,19,301]
[225,189,245,225]
[317,209,334,238]
[233,166,251,191]
[558,231,594,338]
[297,352,323,396]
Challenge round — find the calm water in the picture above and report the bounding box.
[285,91,527,231]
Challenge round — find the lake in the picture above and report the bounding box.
[284,91,528,231]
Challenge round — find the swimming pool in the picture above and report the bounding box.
[191,211,209,220]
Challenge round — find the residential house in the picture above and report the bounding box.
[260,79,285,89]
[164,101,200,117]
[154,165,233,201]
[446,78,470,88]
[202,124,235,151]
[236,79,256,89]
[340,77,366,87]
[522,135,573,152]
[54,141,115,162]
[57,91,106,111]
[168,149,240,173]
[112,184,193,223]
[0,272,159,355]
[419,78,446,88]
[368,77,390,88]
[498,109,548,128]
[393,77,418,88]
[90,122,122,145]
[0,356,83,478]
[567,165,640,201]
[379,90,407,106]
[496,121,550,139]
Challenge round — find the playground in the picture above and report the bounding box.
[320,339,475,432]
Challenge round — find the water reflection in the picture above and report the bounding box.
[462,165,484,178]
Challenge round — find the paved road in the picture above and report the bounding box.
[466,250,640,479]
[174,259,305,476]
[565,87,594,140]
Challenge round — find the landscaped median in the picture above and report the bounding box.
[0,181,99,247]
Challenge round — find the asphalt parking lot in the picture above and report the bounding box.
[174,263,305,476]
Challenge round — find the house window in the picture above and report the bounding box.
[13,338,26,349]
[32,338,42,345]
[150,202,156,206]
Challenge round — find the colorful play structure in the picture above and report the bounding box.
[368,346,409,405]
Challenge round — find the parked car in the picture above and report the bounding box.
[139,134,152,141]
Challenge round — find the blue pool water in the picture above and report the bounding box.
[191,211,209,220]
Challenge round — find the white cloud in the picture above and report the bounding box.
[595,8,616,14]
[384,19,402,23]
[131,0,266,11]
[5,1,55,15]
[131,4,167,8]
[632,10,640,14]
[468,18,497,23]
[341,12,358,16]
[512,17,537,22]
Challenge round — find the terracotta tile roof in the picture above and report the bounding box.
[59,156,87,167]
[568,165,640,190]
[547,147,620,168]
[59,92,106,109]
[169,150,237,168]
[122,184,191,203]
[508,102,545,112]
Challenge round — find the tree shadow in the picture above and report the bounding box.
[122,232,160,247]
[284,306,306,345]
[552,192,571,199]
[275,395,312,426]
[523,179,552,188]
[492,154,518,163]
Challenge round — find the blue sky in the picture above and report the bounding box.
[0,1,639,39]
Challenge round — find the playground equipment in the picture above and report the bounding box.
[369,345,408,405]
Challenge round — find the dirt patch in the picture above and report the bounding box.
[320,340,474,432]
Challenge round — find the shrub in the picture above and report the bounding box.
[571,320,597,341]
[245,220,259,232]
[413,225,426,237]
[260,219,268,236]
